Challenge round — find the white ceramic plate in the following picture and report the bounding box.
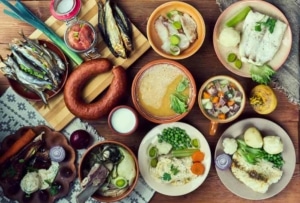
[138,122,211,196]
[213,1,292,77]
[215,118,296,200]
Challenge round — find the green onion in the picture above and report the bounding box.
[0,0,83,65]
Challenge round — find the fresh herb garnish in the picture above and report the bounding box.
[1,165,16,178]
[162,172,172,181]
[45,179,61,196]
[170,77,190,114]
[170,164,179,175]
[255,17,277,33]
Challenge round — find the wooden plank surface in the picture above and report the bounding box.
[28,0,150,130]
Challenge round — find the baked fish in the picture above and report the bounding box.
[231,152,283,193]
[239,10,287,66]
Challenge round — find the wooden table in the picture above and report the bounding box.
[0,1,299,202]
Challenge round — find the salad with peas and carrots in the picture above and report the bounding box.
[147,126,206,185]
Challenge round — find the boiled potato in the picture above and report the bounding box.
[263,136,283,154]
[244,127,263,148]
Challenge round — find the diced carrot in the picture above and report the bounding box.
[203,91,211,99]
[192,151,205,162]
[211,96,219,103]
[218,91,224,97]
[218,113,226,119]
[227,99,235,106]
[0,129,36,165]
[191,162,205,175]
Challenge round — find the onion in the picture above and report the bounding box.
[70,130,91,149]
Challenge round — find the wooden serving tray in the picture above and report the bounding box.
[29,0,150,131]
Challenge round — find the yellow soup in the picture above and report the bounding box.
[137,64,190,117]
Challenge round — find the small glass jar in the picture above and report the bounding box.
[64,20,99,57]
[50,0,100,58]
[50,0,81,21]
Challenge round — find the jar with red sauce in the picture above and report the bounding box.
[50,0,100,57]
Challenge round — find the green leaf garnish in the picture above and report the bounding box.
[171,164,179,175]
[255,17,277,34]
[162,172,171,181]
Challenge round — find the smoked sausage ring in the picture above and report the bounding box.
[64,58,127,120]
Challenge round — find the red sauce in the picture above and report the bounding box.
[67,23,95,51]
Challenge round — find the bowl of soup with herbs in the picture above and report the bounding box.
[132,59,196,123]
[198,75,246,135]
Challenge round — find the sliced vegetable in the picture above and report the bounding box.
[227,53,237,62]
[234,59,242,69]
[113,176,128,189]
[170,34,180,45]
[171,148,200,157]
[148,146,158,158]
[170,45,181,55]
[150,157,158,167]
[192,151,205,162]
[0,0,83,65]
[191,162,205,175]
[0,128,36,165]
[191,138,200,148]
[172,21,182,29]
[250,64,275,84]
[226,6,252,27]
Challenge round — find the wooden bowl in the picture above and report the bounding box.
[131,59,197,123]
[147,1,206,60]
[78,140,139,202]
[0,126,76,203]
[8,40,68,103]
[198,75,246,135]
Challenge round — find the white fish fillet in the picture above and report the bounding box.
[180,13,197,43]
[239,10,267,63]
[255,20,287,65]
[239,10,287,66]
[155,16,169,42]
[231,152,283,193]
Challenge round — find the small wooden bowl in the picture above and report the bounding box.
[108,105,139,136]
[8,40,68,103]
[131,59,196,123]
[147,1,206,60]
[78,141,139,202]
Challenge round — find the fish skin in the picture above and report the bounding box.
[6,56,53,90]
[113,2,133,52]
[104,0,127,58]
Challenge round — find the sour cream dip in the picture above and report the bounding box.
[108,106,138,135]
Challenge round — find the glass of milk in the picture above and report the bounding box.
[108,105,139,135]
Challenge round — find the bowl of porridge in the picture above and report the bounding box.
[131,59,196,123]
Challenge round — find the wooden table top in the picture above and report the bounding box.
[0,1,299,202]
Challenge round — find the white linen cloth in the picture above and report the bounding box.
[0,87,155,203]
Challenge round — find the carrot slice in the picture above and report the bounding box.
[0,128,36,165]
[192,151,205,162]
[211,96,219,103]
[203,91,211,99]
[218,113,226,119]
[191,162,205,175]
[227,99,235,106]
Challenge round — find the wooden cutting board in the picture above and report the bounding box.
[29,0,150,131]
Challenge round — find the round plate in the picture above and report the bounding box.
[8,40,69,102]
[0,126,76,203]
[138,122,211,196]
[214,118,296,200]
[147,1,206,60]
[213,0,292,77]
